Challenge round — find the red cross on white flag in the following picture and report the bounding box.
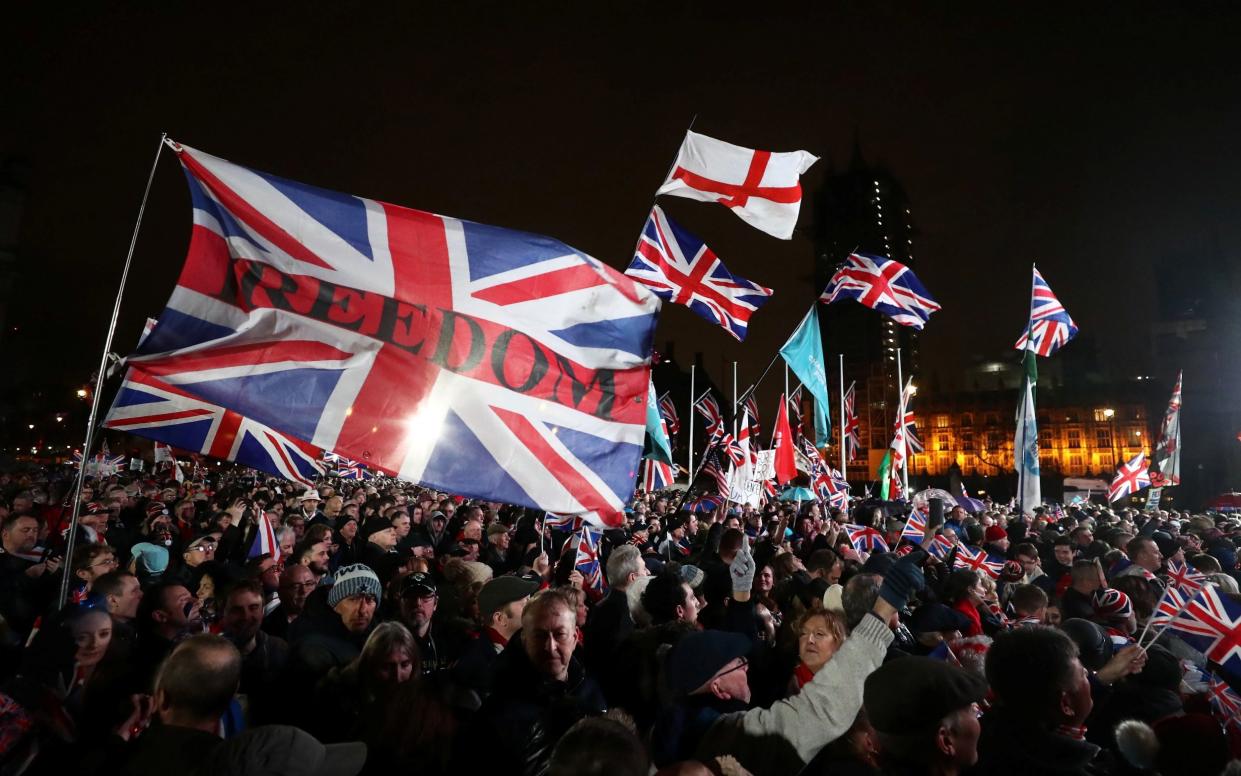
[656,131,818,240]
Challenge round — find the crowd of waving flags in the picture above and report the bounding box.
[87,128,1189,531]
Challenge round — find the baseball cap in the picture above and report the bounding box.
[864,657,987,734]
[399,572,438,599]
[478,575,539,617]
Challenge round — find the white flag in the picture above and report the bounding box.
[656,131,818,240]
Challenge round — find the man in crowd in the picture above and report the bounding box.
[0,513,60,640]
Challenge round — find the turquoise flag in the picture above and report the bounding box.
[644,379,673,464]
[779,307,831,446]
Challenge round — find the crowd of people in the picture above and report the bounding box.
[0,463,1239,775]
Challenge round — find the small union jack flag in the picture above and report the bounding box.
[954,545,1005,579]
[1164,585,1241,674]
[1148,585,1188,630]
[1108,452,1151,503]
[819,253,941,330]
[814,468,850,511]
[658,394,681,436]
[844,524,890,554]
[901,510,928,543]
[788,386,805,442]
[1014,267,1078,357]
[574,526,606,600]
[545,512,583,532]
[927,533,957,561]
[627,205,773,341]
[1166,559,1208,596]
[842,381,860,462]
[1207,673,1241,729]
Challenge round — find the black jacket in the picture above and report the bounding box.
[475,633,607,776]
[972,706,1109,776]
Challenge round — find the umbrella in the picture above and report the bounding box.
[956,495,986,514]
[911,488,955,512]
[780,486,816,502]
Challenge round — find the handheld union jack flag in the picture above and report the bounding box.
[954,545,1005,579]
[814,467,850,511]
[819,253,941,330]
[842,381,860,462]
[1164,585,1241,675]
[844,524,889,554]
[927,533,957,561]
[627,205,773,341]
[1014,267,1078,357]
[105,368,324,485]
[1166,559,1208,596]
[658,394,680,436]
[1148,585,1188,631]
[122,142,659,528]
[574,527,606,599]
[247,511,281,564]
[901,510,928,543]
[1207,673,1241,730]
[73,445,127,478]
[1108,452,1151,503]
[545,512,583,532]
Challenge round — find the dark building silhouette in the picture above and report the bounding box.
[811,140,920,479]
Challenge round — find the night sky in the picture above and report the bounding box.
[6,4,1241,402]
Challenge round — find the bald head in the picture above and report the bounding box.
[155,634,241,727]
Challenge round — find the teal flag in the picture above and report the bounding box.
[644,379,673,464]
[780,307,831,446]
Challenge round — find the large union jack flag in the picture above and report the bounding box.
[1014,267,1078,357]
[819,253,940,330]
[898,379,923,454]
[1108,452,1151,503]
[1165,585,1241,674]
[120,142,659,527]
[105,368,324,484]
[626,205,772,341]
[641,457,676,492]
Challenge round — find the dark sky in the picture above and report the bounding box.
[6,3,1241,402]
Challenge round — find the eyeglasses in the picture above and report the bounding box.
[91,557,119,569]
[714,657,749,680]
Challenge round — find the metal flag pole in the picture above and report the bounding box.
[60,132,167,607]
[688,364,695,483]
[839,355,847,476]
[896,348,909,497]
[732,361,738,438]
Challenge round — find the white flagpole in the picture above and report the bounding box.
[688,364,696,484]
[898,347,908,494]
[61,132,168,607]
[732,361,738,438]
[839,355,847,476]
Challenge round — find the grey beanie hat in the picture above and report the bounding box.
[328,563,382,608]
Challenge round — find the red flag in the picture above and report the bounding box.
[772,394,798,485]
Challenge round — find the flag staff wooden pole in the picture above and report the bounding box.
[60,132,167,607]
[896,348,909,497]
[736,300,818,409]
[688,364,695,484]
[839,355,847,476]
[732,361,738,438]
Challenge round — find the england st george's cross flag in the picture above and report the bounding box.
[120,141,661,527]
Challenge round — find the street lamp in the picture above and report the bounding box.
[1102,408,1117,469]
[76,388,88,399]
